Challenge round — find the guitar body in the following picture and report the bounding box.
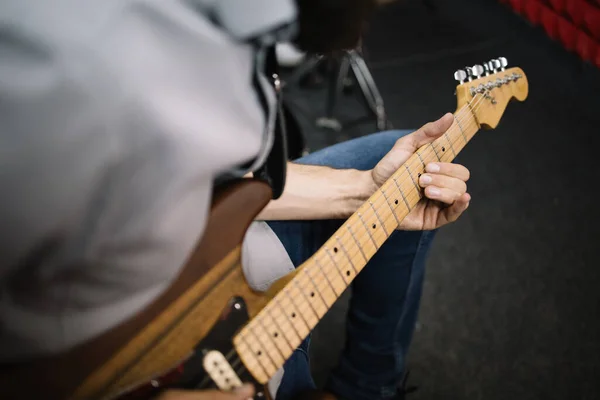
[0,179,277,400]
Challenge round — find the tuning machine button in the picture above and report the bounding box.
[498,57,508,71]
[471,64,484,79]
[484,62,493,76]
[491,59,502,71]
[454,69,467,84]
[464,67,474,81]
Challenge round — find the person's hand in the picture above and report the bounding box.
[154,384,254,400]
[371,113,471,231]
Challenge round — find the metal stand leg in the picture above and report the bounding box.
[347,50,390,131]
[315,57,349,131]
[282,48,390,132]
[281,54,323,89]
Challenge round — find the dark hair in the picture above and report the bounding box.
[293,0,377,54]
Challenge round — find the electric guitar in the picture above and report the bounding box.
[0,58,528,400]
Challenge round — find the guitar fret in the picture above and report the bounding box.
[287,284,318,326]
[283,289,311,332]
[326,248,352,283]
[380,186,401,225]
[293,279,322,320]
[429,143,441,161]
[265,306,295,352]
[444,132,457,158]
[265,307,294,354]
[245,328,277,376]
[393,177,412,211]
[416,150,426,169]
[357,212,379,249]
[336,235,358,274]
[278,293,309,340]
[304,268,332,308]
[403,164,419,192]
[454,116,469,144]
[238,335,270,379]
[315,257,341,296]
[369,201,389,237]
[255,316,286,364]
[253,320,285,367]
[346,224,368,263]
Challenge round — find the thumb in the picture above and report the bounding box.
[407,112,454,150]
[371,112,455,187]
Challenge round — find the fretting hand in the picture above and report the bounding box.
[371,113,471,231]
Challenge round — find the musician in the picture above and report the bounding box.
[0,0,470,399]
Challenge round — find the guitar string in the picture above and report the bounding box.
[228,88,500,380]
[290,92,489,294]
[246,94,486,316]
[261,92,488,299]
[246,105,482,329]
[238,80,517,374]
[214,79,515,381]
[188,77,517,389]
[269,91,488,293]
[236,93,491,366]
[238,93,490,357]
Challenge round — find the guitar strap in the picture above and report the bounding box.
[210,0,298,199]
[251,46,288,199]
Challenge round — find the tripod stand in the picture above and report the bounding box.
[283,48,392,132]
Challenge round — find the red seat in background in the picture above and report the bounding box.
[546,0,566,14]
[565,0,585,27]
[524,0,542,25]
[540,4,559,40]
[583,2,600,41]
[557,16,578,51]
[575,31,597,61]
[509,0,525,14]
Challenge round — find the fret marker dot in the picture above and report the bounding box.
[442,147,446,152]
[273,332,279,338]
[418,173,421,177]
[333,247,338,253]
[225,378,230,384]
[310,292,315,297]
[372,223,376,229]
[257,351,262,356]
[219,370,224,375]
[346,270,351,276]
[395,199,399,205]
[291,313,296,318]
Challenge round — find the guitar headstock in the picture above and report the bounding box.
[454,57,528,129]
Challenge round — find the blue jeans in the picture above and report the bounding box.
[268,130,437,400]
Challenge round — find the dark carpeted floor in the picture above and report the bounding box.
[281,0,600,399]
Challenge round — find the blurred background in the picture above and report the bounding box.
[275,0,600,398]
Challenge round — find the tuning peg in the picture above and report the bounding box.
[498,57,508,71]
[454,69,467,84]
[471,64,484,79]
[464,67,474,81]
[491,59,502,71]
[484,62,493,76]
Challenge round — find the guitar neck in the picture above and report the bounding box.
[234,99,482,383]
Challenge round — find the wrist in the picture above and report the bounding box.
[336,169,378,218]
